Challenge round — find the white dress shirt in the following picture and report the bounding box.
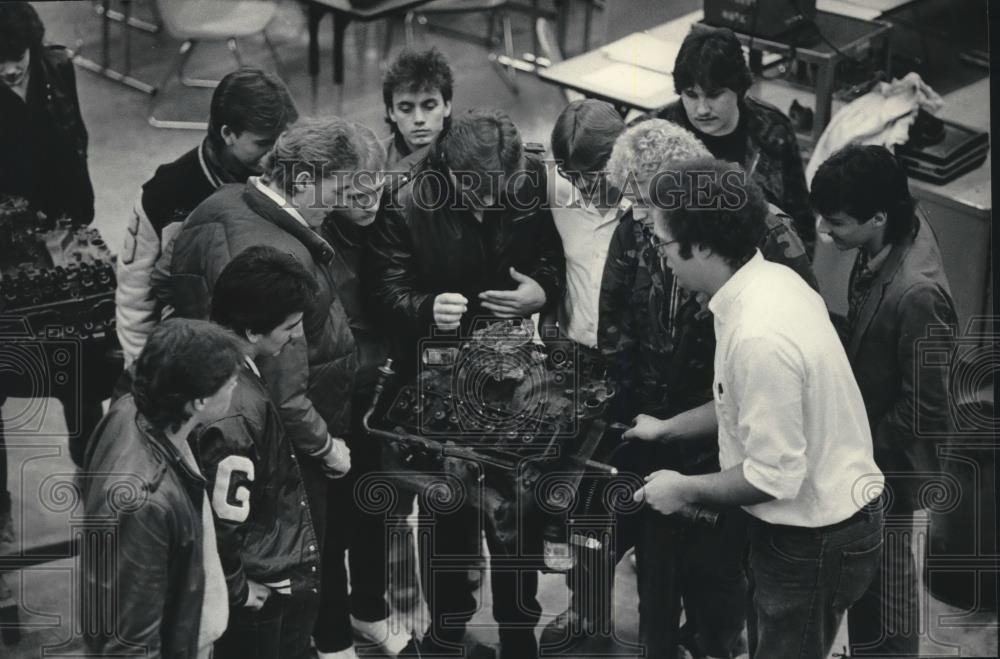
[709,251,884,527]
[550,175,626,347]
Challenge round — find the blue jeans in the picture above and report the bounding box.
[847,509,920,656]
[637,507,748,658]
[215,591,320,659]
[746,501,884,659]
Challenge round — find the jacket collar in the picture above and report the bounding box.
[391,130,413,159]
[135,413,206,493]
[242,182,335,266]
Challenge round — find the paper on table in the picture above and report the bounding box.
[816,0,881,20]
[581,62,674,100]
[601,32,680,76]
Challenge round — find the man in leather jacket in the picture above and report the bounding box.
[203,246,324,659]
[81,319,244,658]
[367,108,564,659]
[651,28,814,248]
[0,1,94,225]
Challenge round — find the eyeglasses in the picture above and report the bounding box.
[649,236,679,258]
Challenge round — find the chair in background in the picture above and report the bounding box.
[73,0,161,95]
[149,0,281,129]
[405,0,552,92]
[404,0,602,92]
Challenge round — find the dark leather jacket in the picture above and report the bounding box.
[0,44,93,224]
[656,97,814,244]
[366,152,565,371]
[160,182,358,453]
[81,396,206,658]
[197,362,322,606]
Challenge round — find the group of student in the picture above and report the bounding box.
[0,3,957,658]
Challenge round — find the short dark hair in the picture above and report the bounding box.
[673,28,753,97]
[207,68,299,148]
[132,319,244,434]
[652,158,767,269]
[810,144,918,245]
[211,245,318,337]
[0,2,44,61]
[439,108,522,178]
[432,109,523,203]
[382,48,454,111]
[550,99,625,173]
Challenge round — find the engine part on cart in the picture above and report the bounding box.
[1,197,117,343]
[362,320,719,553]
[386,318,615,468]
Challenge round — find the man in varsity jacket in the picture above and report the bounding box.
[114,67,297,369]
[201,246,324,659]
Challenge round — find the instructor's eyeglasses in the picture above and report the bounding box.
[649,236,679,258]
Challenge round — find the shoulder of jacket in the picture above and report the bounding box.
[224,377,271,434]
[43,44,73,66]
[89,400,171,495]
[655,101,685,121]
[145,147,201,189]
[746,97,796,136]
[141,149,205,216]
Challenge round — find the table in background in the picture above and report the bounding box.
[299,0,433,91]
[683,10,892,147]
[812,77,992,338]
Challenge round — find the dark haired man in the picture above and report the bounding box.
[0,1,94,225]
[596,120,816,658]
[201,246,325,659]
[81,318,244,658]
[547,99,626,349]
[116,67,298,370]
[539,98,629,649]
[626,158,885,659]
[161,118,406,658]
[812,144,957,658]
[368,108,564,659]
[381,48,454,167]
[0,2,101,528]
[381,47,478,610]
[652,27,814,246]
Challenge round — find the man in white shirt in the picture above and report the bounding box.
[540,99,629,650]
[546,99,628,348]
[627,157,885,659]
